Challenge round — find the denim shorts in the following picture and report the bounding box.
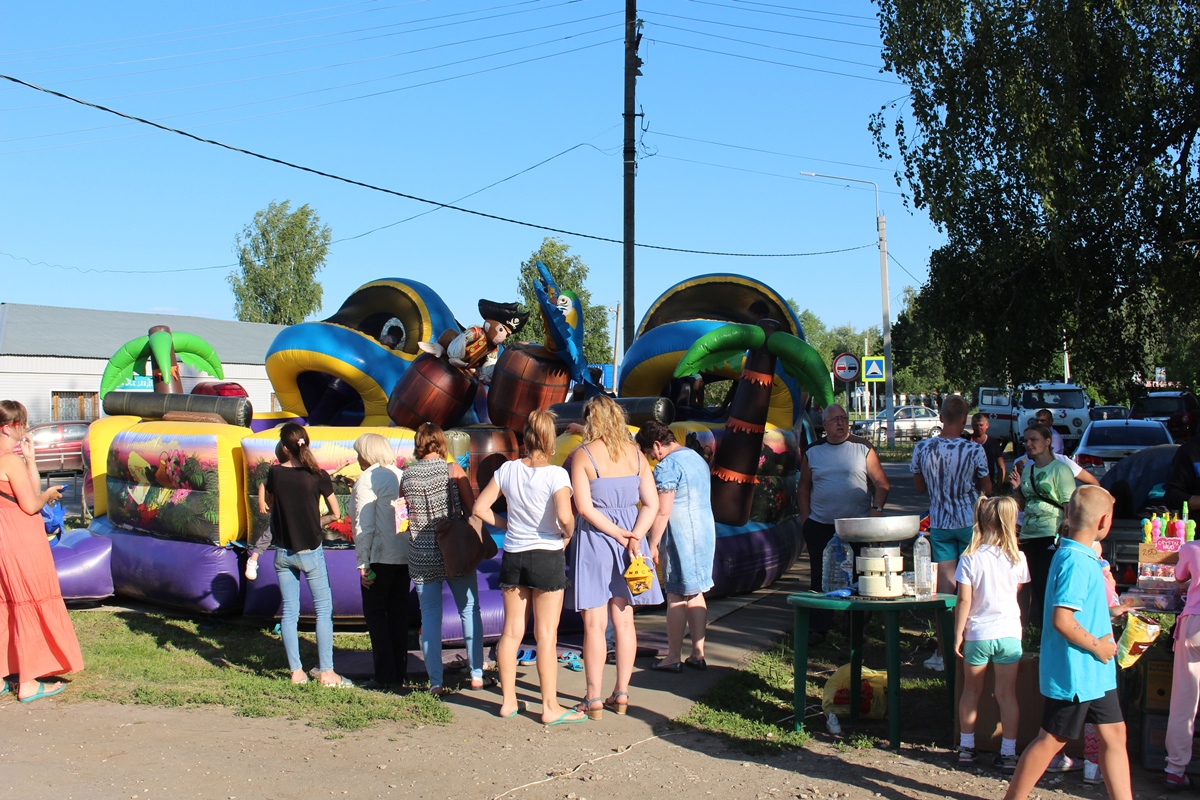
[930,526,974,562]
[962,637,1023,666]
[500,548,567,592]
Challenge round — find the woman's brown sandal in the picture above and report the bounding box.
[574,697,604,720]
[603,691,629,715]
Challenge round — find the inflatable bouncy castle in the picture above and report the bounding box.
[71,270,833,642]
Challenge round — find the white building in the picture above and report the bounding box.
[0,303,286,423]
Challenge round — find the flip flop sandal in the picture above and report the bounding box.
[469,675,499,690]
[0,679,8,696]
[564,658,584,672]
[517,648,538,666]
[320,676,355,688]
[556,652,579,664]
[544,709,589,726]
[19,681,66,704]
[444,655,470,672]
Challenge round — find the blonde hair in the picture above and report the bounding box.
[353,433,396,467]
[582,394,631,462]
[939,394,969,424]
[413,422,448,459]
[1068,485,1115,534]
[963,496,1021,565]
[523,410,557,458]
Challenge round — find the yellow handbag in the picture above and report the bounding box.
[624,555,654,596]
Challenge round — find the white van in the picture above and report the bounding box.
[977,382,1093,453]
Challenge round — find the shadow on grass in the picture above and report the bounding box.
[65,609,450,730]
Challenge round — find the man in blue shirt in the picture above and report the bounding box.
[1003,485,1132,800]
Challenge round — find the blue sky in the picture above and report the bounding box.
[1,0,943,343]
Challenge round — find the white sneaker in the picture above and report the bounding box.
[826,712,842,735]
[923,653,945,671]
[245,559,258,581]
[1083,761,1102,785]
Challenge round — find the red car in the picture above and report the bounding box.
[1130,391,1200,442]
[28,420,90,474]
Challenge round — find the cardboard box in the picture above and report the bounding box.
[953,653,1083,755]
[1139,543,1180,565]
[1141,656,1173,713]
[1141,713,1200,773]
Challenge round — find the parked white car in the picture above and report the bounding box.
[851,405,942,442]
[1072,419,1172,478]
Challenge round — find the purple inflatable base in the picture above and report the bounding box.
[91,517,242,615]
[51,528,114,603]
[709,517,802,598]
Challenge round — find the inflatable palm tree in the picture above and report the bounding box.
[99,326,224,399]
[674,318,834,525]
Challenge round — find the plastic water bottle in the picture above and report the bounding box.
[822,534,852,593]
[913,531,933,600]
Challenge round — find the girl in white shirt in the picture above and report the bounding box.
[953,495,1030,772]
[473,410,585,725]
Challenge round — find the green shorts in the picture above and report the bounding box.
[962,638,1023,666]
[929,526,973,562]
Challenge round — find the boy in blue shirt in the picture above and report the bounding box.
[1003,485,1132,800]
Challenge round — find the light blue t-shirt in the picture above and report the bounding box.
[909,436,988,529]
[1039,538,1116,702]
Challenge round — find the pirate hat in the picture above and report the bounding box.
[478,300,529,335]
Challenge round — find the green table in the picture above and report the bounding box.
[787,592,957,749]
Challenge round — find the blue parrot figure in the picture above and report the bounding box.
[533,260,592,388]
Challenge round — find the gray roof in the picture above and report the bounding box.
[0,303,286,364]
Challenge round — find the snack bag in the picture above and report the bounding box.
[1116,612,1161,668]
[623,555,654,595]
[821,663,888,719]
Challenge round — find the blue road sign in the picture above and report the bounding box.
[862,356,885,383]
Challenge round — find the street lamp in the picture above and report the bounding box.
[800,171,896,448]
[606,304,621,391]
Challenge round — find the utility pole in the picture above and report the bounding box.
[622,0,641,353]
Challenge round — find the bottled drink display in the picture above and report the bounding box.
[913,531,933,600]
[822,534,854,594]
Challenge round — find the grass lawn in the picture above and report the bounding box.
[677,612,950,753]
[63,609,451,730]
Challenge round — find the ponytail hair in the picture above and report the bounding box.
[279,422,321,475]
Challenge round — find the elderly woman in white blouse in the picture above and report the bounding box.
[351,433,408,691]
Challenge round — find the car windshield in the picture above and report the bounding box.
[1133,397,1184,415]
[1085,425,1171,447]
[1020,389,1088,409]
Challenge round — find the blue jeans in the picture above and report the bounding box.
[415,574,483,687]
[274,547,334,673]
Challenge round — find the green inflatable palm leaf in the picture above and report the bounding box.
[674,324,765,378]
[767,333,835,407]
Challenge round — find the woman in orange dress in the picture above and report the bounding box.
[0,400,84,702]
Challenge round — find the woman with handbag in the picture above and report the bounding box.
[473,410,586,724]
[350,433,408,691]
[566,395,661,719]
[0,400,83,702]
[400,422,488,695]
[1009,423,1075,627]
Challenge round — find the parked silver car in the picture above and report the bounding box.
[850,405,942,442]
[1072,419,1172,478]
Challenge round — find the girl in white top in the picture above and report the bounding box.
[953,495,1030,772]
[473,410,585,725]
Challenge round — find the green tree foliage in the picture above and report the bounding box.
[229,201,331,325]
[517,238,613,366]
[871,2,1200,398]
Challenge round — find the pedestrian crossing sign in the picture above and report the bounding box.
[863,356,885,383]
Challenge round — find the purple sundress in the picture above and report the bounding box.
[566,446,664,610]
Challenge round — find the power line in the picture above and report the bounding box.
[647,129,893,173]
[1,27,623,145]
[648,38,900,85]
[651,153,905,198]
[684,0,879,30]
[1,250,236,275]
[889,252,925,285]
[3,11,621,113]
[727,0,876,22]
[641,9,882,50]
[1,75,875,258]
[648,21,882,69]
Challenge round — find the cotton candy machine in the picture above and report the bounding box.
[834,516,921,599]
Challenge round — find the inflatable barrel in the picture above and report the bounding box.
[487,343,571,435]
[387,353,477,429]
[547,397,675,432]
[103,391,253,427]
[465,426,518,511]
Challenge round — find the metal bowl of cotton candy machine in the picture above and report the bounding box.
[833,515,921,544]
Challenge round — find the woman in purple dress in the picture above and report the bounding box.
[567,395,661,718]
